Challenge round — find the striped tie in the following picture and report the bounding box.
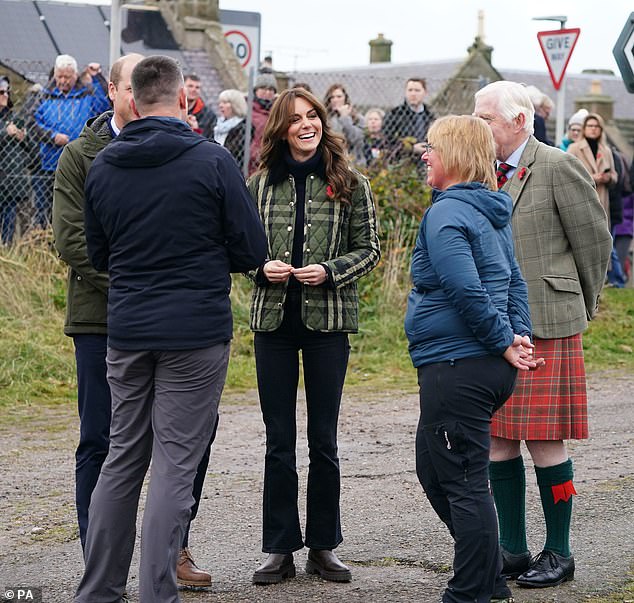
[496,162,512,189]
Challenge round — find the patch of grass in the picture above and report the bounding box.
[584,287,634,371]
[586,572,634,602]
[1,231,633,420]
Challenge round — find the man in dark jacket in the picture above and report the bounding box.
[74,55,267,603]
[53,53,217,588]
[185,73,216,140]
[383,77,435,159]
[75,56,267,603]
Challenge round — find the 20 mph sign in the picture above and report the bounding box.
[537,28,580,90]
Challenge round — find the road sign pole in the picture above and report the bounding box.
[109,0,121,70]
[555,85,565,147]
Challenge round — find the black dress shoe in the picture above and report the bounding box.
[306,549,352,582]
[252,553,295,585]
[516,550,575,588]
[501,548,532,579]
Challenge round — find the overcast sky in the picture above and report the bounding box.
[221,0,629,76]
[65,0,630,77]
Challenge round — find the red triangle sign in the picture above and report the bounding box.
[537,28,581,90]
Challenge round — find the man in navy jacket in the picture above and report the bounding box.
[75,55,267,603]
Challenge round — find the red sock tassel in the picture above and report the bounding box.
[551,480,577,503]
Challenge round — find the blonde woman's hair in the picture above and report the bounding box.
[427,115,497,190]
[218,89,247,118]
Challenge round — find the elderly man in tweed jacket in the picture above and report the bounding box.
[474,81,612,590]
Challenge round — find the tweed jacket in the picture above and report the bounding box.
[567,137,617,223]
[247,168,380,333]
[52,111,112,336]
[501,136,612,339]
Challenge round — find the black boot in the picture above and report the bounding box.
[306,549,352,582]
[252,553,296,585]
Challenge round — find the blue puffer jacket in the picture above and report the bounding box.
[34,76,109,171]
[404,182,532,368]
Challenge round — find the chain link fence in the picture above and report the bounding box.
[1,59,110,245]
[216,71,487,182]
[2,58,486,244]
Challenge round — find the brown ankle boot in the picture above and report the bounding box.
[177,547,212,587]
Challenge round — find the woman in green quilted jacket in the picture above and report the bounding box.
[248,87,380,586]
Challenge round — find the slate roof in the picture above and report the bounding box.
[290,60,633,121]
[0,0,187,85]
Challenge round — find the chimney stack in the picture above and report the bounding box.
[369,33,392,63]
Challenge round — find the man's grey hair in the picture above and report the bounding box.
[475,80,535,135]
[55,54,78,73]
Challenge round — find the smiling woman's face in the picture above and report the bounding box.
[286,96,323,162]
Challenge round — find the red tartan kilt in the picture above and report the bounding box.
[492,334,589,440]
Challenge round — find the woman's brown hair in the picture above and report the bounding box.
[258,87,357,203]
[323,82,359,121]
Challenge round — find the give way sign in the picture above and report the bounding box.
[537,28,581,90]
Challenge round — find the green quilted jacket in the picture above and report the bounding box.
[247,167,380,333]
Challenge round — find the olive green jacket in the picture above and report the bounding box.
[247,168,380,332]
[52,112,112,336]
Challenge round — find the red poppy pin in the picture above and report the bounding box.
[326,185,334,198]
[517,167,527,181]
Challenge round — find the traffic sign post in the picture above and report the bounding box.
[537,27,580,146]
[613,12,634,93]
[219,9,261,74]
[537,28,580,90]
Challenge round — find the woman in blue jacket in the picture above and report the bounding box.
[404,115,542,603]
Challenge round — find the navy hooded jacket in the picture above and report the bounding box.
[84,116,267,351]
[404,182,532,368]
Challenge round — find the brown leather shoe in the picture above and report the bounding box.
[252,553,296,584]
[177,547,212,587]
[306,549,352,582]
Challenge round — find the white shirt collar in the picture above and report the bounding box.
[110,116,121,137]
[498,137,530,178]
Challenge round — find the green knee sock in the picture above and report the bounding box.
[489,456,528,554]
[535,458,576,557]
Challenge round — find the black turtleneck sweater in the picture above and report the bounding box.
[284,148,323,289]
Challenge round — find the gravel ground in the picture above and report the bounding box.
[1,373,633,603]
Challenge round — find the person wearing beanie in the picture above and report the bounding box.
[559,108,588,152]
[248,72,277,174]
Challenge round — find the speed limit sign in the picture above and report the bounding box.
[224,30,252,68]
[220,10,261,73]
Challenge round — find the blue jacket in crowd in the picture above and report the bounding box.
[404,182,532,368]
[35,76,110,171]
[84,116,268,351]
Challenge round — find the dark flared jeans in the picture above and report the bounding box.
[254,296,350,553]
[415,355,517,603]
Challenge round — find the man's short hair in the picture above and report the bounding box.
[475,80,535,136]
[407,77,427,89]
[184,74,201,82]
[55,54,78,73]
[109,53,144,87]
[132,55,184,109]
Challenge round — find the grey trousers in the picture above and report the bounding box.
[75,343,230,603]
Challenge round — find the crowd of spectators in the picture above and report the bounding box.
[1,54,633,286]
